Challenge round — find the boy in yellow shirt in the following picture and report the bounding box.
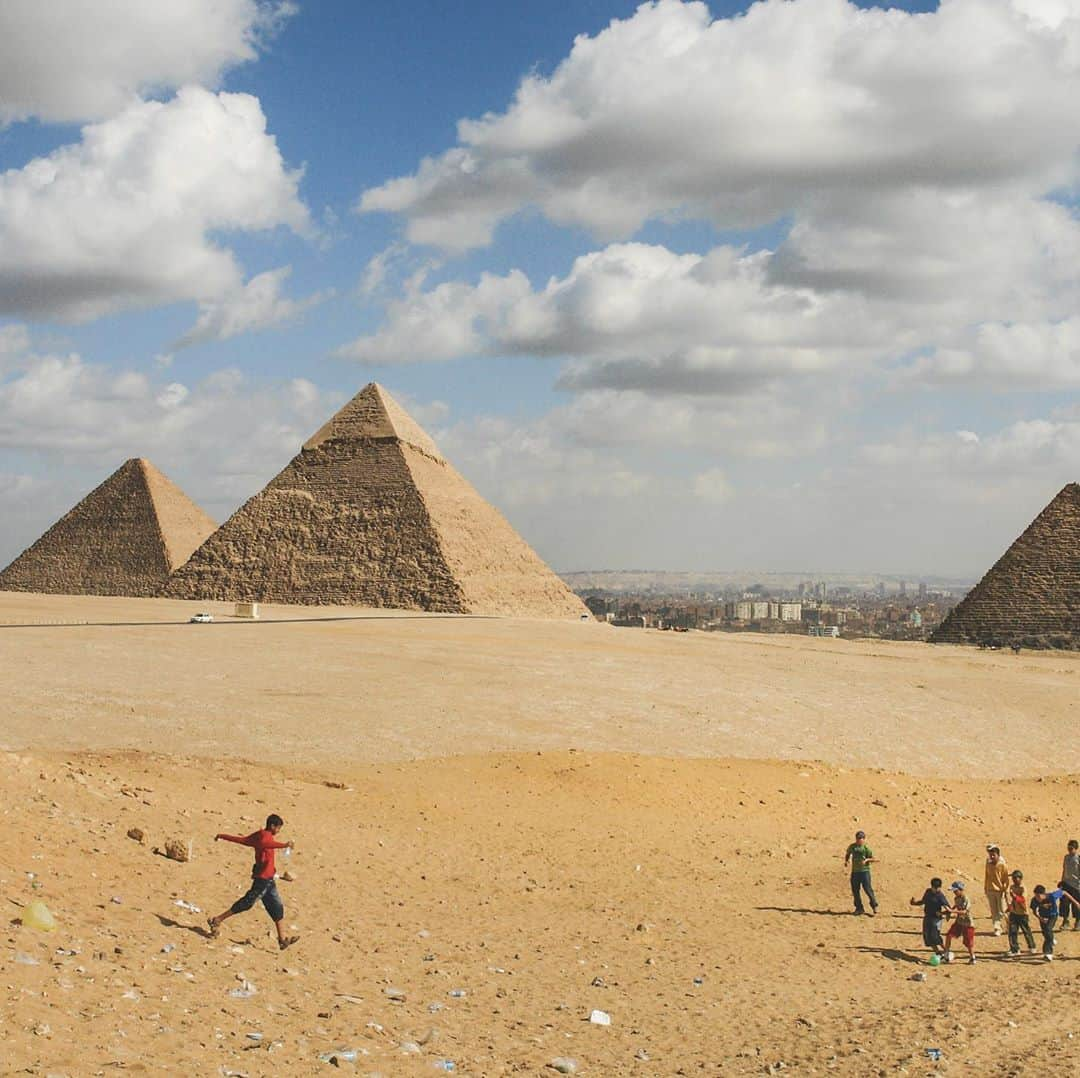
[984,845,1009,936]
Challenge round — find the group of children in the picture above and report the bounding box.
[908,840,1080,965]
[844,829,1080,966]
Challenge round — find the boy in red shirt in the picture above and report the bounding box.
[943,881,976,965]
[207,814,298,950]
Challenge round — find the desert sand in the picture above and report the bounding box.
[3,592,1080,1075]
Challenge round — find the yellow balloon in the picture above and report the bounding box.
[22,899,57,932]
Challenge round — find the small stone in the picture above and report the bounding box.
[163,838,190,863]
[126,827,146,843]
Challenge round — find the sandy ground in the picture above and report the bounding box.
[2,593,1079,776]
[2,592,1080,1075]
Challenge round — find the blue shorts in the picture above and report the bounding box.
[230,875,284,922]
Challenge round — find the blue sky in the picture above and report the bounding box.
[1,0,1078,576]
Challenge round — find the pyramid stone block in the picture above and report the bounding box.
[164,383,587,617]
[0,458,217,598]
[931,482,1080,648]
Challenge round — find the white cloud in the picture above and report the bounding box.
[0,337,339,498]
[0,87,309,322]
[0,0,295,124]
[861,419,1080,481]
[176,266,328,348]
[905,316,1080,388]
[338,269,533,363]
[341,242,895,382]
[439,412,655,509]
[692,467,734,505]
[359,0,1080,249]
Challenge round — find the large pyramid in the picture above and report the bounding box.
[931,483,1080,648]
[0,458,217,598]
[164,383,586,617]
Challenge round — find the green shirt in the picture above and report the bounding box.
[846,843,873,872]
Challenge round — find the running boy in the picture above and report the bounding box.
[944,881,976,965]
[1006,869,1036,957]
[207,814,299,950]
[910,877,950,959]
[1030,883,1080,960]
[844,830,879,916]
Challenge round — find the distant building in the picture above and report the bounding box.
[751,601,770,620]
[768,601,780,620]
[780,602,802,622]
[808,625,840,638]
[735,600,753,620]
[611,616,647,628]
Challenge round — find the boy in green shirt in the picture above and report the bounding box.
[844,830,879,916]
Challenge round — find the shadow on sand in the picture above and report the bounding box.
[754,906,854,917]
[853,946,923,964]
[155,913,213,940]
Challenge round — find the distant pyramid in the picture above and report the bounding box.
[164,383,586,617]
[0,458,217,598]
[931,483,1080,648]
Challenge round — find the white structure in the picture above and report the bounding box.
[780,602,802,622]
[808,625,840,638]
[234,602,260,619]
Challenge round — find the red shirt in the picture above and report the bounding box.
[221,829,288,879]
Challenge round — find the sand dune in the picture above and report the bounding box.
[3,592,1080,1075]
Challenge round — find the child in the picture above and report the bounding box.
[1006,869,1036,957]
[983,845,1009,936]
[1030,883,1080,960]
[1060,840,1080,930]
[844,830,878,916]
[910,877,950,959]
[207,813,299,951]
[943,881,976,965]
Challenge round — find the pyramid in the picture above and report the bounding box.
[931,483,1080,648]
[164,383,587,617]
[0,458,217,598]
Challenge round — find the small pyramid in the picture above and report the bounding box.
[931,483,1080,647]
[165,383,586,617]
[0,459,217,598]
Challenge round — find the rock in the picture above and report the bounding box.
[163,838,190,863]
[550,1059,577,1074]
[126,827,146,843]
